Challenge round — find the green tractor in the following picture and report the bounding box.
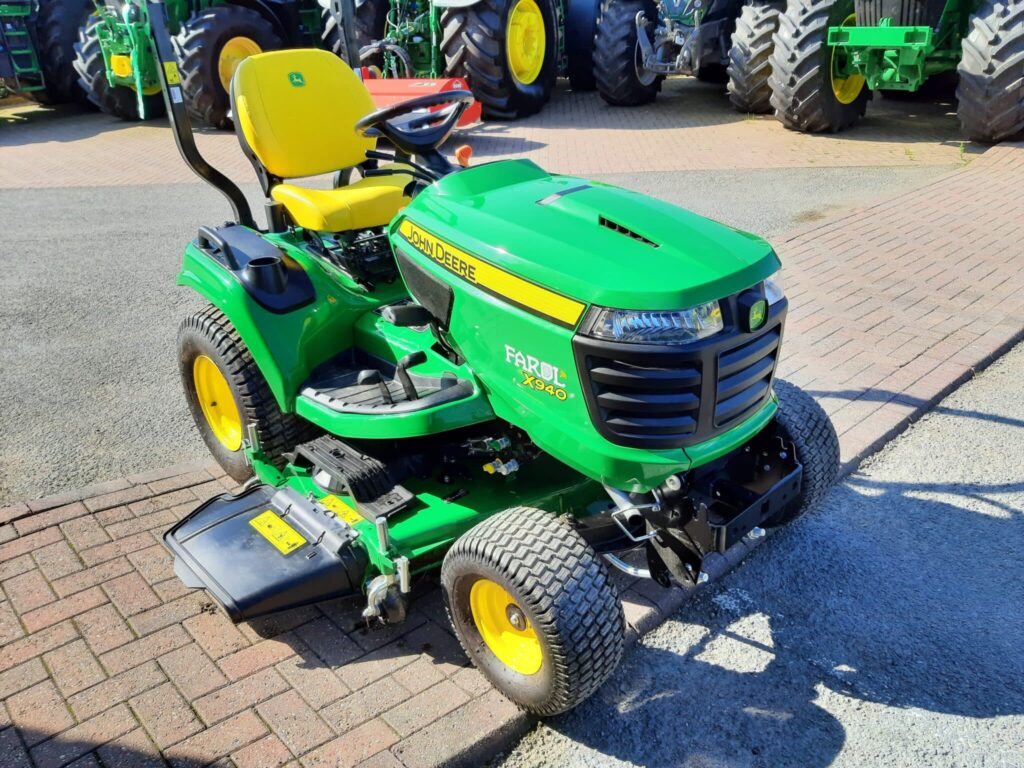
[0,0,93,103]
[74,0,326,126]
[591,0,786,113]
[768,0,1024,142]
[322,0,602,118]
[142,0,839,713]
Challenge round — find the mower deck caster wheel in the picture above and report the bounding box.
[442,506,625,715]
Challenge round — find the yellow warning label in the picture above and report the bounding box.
[163,61,181,86]
[320,495,365,527]
[249,510,306,555]
[397,219,585,327]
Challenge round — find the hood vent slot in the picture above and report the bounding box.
[598,217,658,247]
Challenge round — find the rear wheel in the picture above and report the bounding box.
[727,1,780,113]
[178,306,317,482]
[34,0,93,104]
[441,0,558,119]
[767,380,839,526]
[769,0,869,131]
[593,0,662,106]
[173,6,284,129]
[956,0,1024,143]
[73,17,163,120]
[442,506,625,715]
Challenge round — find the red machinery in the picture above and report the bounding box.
[360,71,482,128]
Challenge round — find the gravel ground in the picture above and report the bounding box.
[498,342,1024,768]
[0,164,955,503]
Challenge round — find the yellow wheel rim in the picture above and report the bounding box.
[218,36,263,91]
[830,13,866,104]
[193,355,243,451]
[470,579,543,675]
[506,0,546,85]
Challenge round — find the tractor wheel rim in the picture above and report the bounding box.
[193,355,243,451]
[469,579,543,675]
[506,0,546,85]
[218,36,263,92]
[830,13,866,104]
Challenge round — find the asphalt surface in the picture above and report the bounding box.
[497,342,1024,768]
[0,164,955,504]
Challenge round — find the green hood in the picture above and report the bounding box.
[402,159,780,315]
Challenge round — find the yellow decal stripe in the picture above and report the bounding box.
[249,510,306,555]
[398,219,585,327]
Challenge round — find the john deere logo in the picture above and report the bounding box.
[749,299,767,331]
[288,71,305,87]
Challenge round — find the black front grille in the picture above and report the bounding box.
[573,295,786,449]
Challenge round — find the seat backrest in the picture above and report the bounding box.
[232,49,376,180]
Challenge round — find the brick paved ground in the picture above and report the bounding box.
[1,121,1022,764]
[1,81,977,189]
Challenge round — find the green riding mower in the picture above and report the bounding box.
[593,0,785,113]
[74,0,327,126]
[0,0,93,102]
[768,0,1024,142]
[322,0,602,118]
[143,0,838,713]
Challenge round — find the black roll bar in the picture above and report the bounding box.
[146,0,257,229]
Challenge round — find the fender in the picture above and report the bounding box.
[177,237,378,411]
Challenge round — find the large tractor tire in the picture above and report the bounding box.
[566,0,600,90]
[34,0,94,105]
[769,0,869,131]
[727,1,780,113]
[441,0,559,119]
[73,17,163,120]
[178,306,318,483]
[593,0,662,105]
[767,380,839,526]
[321,0,387,69]
[174,6,284,130]
[956,0,1024,143]
[442,506,625,716]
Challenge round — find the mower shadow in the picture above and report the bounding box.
[521,476,1023,767]
[807,386,1024,431]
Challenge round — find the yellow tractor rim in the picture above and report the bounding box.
[830,13,866,104]
[470,579,543,675]
[218,36,263,91]
[506,0,546,85]
[193,355,243,451]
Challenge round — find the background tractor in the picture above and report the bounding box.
[74,0,326,126]
[592,0,784,114]
[768,0,1024,143]
[322,0,602,118]
[0,0,93,103]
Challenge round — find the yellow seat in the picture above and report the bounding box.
[231,49,410,232]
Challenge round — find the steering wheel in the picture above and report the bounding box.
[355,91,474,157]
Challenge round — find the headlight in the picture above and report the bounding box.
[764,271,785,305]
[581,301,724,345]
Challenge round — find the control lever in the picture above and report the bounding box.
[395,351,427,401]
[357,369,393,405]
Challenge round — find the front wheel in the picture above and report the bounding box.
[768,380,840,525]
[593,0,662,105]
[441,0,558,119]
[442,506,625,715]
[769,0,870,131]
